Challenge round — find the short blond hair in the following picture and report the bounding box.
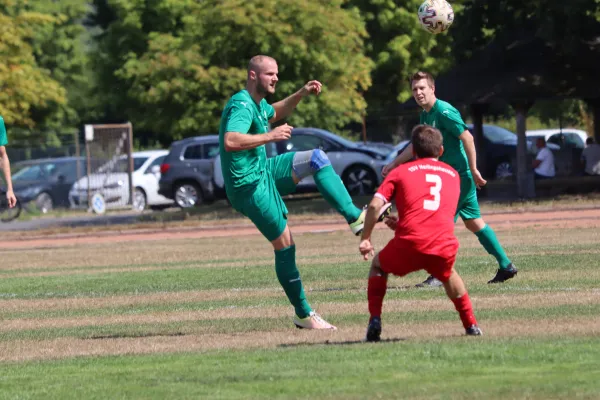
[410,71,435,87]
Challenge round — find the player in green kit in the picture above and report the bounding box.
[0,116,17,208]
[383,72,517,285]
[220,55,391,330]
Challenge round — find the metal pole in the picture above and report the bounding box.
[127,122,134,208]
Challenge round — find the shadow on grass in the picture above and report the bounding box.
[279,337,407,348]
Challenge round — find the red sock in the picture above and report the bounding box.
[451,293,478,329]
[368,275,387,320]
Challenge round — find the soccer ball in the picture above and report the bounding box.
[418,0,454,34]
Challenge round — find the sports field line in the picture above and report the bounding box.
[1,316,598,362]
[1,291,598,332]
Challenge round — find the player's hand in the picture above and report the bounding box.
[6,189,16,208]
[359,239,375,261]
[301,80,322,96]
[471,169,487,189]
[268,124,293,142]
[382,163,395,178]
[384,215,398,231]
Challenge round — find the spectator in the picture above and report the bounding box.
[532,137,555,179]
[581,137,600,176]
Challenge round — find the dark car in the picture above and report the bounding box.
[466,124,528,179]
[158,135,221,208]
[11,157,86,213]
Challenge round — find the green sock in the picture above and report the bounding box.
[274,245,312,319]
[474,225,512,269]
[313,165,361,223]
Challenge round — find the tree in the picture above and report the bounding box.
[344,0,462,140]
[0,0,66,129]
[28,0,92,131]
[89,0,373,143]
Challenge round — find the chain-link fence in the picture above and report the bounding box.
[68,124,134,210]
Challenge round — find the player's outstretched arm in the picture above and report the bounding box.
[458,130,487,188]
[382,143,413,177]
[0,146,16,208]
[269,80,322,123]
[224,124,293,152]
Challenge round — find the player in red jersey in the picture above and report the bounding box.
[359,125,482,341]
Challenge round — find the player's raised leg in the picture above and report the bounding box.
[365,253,387,342]
[283,150,391,235]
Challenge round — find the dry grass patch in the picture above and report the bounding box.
[1,316,599,362]
[2,291,598,332]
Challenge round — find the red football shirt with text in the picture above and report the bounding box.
[376,158,460,258]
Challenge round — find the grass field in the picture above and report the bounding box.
[1,207,600,399]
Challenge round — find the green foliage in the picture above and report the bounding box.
[0,0,66,129]
[91,0,373,142]
[348,0,462,109]
[453,0,600,59]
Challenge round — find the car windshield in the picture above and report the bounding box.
[12,162,60,181]
[482,125,517,143]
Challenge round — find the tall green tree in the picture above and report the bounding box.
[28,0,92,131]
[89,0,373,143]
[0,0,66,129]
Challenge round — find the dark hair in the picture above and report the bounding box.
[412,125,443,158]
[410,71,435,87]
[586,137,594,145]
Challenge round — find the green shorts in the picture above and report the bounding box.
[229,152,297,242]
[455,173,481,222]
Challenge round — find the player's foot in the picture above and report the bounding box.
[487,263,518,284]
[350,203,393,236]
[293,311,337,330]
[415,275,443,288]
[465,325,483,336]
[365,317,382,342]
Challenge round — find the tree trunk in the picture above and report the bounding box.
[512,102,533,198]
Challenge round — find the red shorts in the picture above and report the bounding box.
[377,238,457,282]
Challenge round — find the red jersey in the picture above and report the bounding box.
[376,158,460,257]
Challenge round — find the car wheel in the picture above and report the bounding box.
[133,188,147,212]
[342,165,377,195]
[174,182,203,208]
[34,192,54,214]
[495,161,513,180]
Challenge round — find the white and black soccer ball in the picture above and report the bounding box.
[418,0,454,34]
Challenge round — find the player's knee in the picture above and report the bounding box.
[309,149,330,173]
[292,149,331,180]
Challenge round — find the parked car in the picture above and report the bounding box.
[464,124,547,179]
[274,128,390,195]
[158,136,221,208]
[69,150,173,211]
[11,157,86,213]
[384,140,411,161]
[526,129,588,152]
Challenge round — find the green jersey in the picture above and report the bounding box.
[0,116,7,146]
[219,90,275,197]
[420,100,470,176]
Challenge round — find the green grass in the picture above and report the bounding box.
[1,337,599,399]
[1,218,599,399]
[0,250,598,299]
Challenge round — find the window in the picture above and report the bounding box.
[12,162,58,181]
[183,145,203,160]
[144,156,165,174]
[202,143,220,159]
[563,132,584,149]
[283,135,327,153]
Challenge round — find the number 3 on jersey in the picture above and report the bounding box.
[423,174,442,211]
